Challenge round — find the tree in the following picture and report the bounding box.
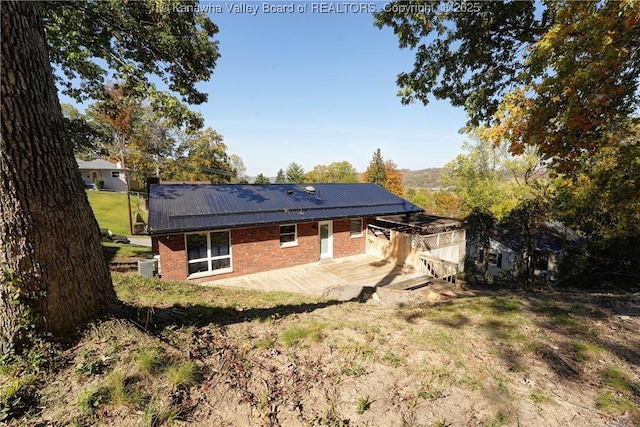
[40,1,220,129]
[306,161,359,183]
[229,154,248,184]
[285,162,306,183]
[254,174,271,184]
[375,1,640,173]
[275,169,286,184]
[384,160,404,196]
[363,149,386,187]
[1,2,117,348]
[1,0,220,348]
[442,129,546,221]
[168,128,233,183]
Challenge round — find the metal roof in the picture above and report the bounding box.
[148,183,424,235]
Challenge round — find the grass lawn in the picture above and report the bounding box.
[86,190,147,236]
[101,241,153,263]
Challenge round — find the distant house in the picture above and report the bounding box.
[76,158,129,191]
[148,183,424,281]
[467,221,581,280]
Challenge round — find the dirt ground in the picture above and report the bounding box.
[6,281,640,427]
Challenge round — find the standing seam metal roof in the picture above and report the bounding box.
[148,183,424,235]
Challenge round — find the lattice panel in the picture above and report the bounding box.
[412,230,465,249]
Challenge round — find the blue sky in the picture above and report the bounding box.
[203,3,470,176]
[62,2,471,177]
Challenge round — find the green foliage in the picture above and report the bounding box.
[77,386,109,413]
[275,168,286,183]
[168,127,233,183]
[558,236,640,289]
[285,162,306,183]
[306,161,359,183]
[376,2,640,173]
[41,0,220,128]
[363,148,386,187]
[253,173,271,184]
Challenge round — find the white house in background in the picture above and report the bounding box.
[76,158,129,191]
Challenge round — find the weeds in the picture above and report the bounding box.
[135,347,168,376]
[279,321,325,346]
[595,391,637,415]
[355,395,372,414]
[166,362,201,389]
[382,350,406,367]
[600,365,638,394]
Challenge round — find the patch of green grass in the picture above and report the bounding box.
[494,375,509,396]
[105,370,144,407]
[340,341,375,359]
[141,400,182,427]
[595,391,637,415]
[355,395,372,414]
[600,365,639,394]
[382,350,406,368]
[135,347,168,376]
[77,386,109,413]
[87,191,146,236]
[279,321,326,347]
[487,411,511,427]
[166,362,201,389]
[341,361,366,377]
[432,419,452,427]
[102,242,152,262]
[529,389,555,404]
[457,373,481,390]
[572,340,605,362]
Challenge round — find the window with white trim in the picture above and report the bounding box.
[111,171,120,178]
[279,224,297,247]
[186,231,232,276]
[350,218,363,237]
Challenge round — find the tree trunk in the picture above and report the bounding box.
[1,1,117,350]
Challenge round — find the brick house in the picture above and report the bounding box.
[148,183,423,281]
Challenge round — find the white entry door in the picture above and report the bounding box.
[319,221,333,259]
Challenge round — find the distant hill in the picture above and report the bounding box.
[400,168,447,189]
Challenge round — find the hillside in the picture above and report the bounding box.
[401,168,447,189]
[3,269,638,426]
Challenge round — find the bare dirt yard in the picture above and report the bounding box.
[3,273,639,426]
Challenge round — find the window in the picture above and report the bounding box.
[350,218,363,237]
[186,231,232,276]
[279,224,297,246]
[111,171,120,178]
[480,251,502,268]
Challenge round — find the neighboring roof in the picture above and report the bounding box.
[496,221,581,253]
[76,158,122,170]
[148,183,424,235]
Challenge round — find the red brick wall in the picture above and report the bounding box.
[228,222,318,277]
[156,218,370,281]
[333,219,367,258]
[156,233,187,280]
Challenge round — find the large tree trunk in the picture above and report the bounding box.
[1,1,117,350]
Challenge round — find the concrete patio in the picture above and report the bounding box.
[203,254,426,297]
